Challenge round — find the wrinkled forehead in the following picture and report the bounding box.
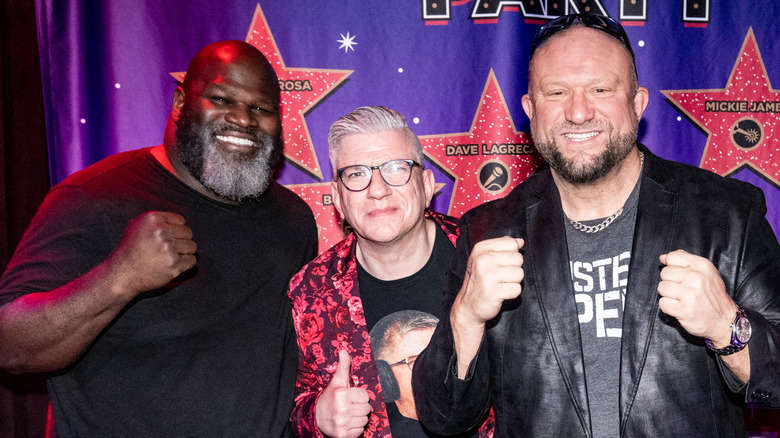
[185,47,279,102]
[528,26,635,89]
[336,130,414,161]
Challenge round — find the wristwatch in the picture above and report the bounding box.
[705,305,752,356]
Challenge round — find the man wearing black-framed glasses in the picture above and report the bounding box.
[287,106,486,437]
[414,13,780,438]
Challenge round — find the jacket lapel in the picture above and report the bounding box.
[526,178,591,435]
[618,148,677,429]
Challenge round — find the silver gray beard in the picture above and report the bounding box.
[532,119,638,185]
[175,108,282,202]
[199,133,276,201]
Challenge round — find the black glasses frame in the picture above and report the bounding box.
[336,159,421,192]
[530,14,636,75]
[388,355,418,370]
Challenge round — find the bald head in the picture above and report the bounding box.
[181,40,280,107]
[528,25,638,99]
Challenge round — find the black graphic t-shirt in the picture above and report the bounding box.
[565,180,640,438]
[358,227,453,332]
[359,227,458,437]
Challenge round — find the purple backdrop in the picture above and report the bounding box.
[35,0,780,242]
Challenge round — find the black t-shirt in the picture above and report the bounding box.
[0,148,318,437]
[386,401,430,436]
[357,227,461,437]
[357,226,454,332]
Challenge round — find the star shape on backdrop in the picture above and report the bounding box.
[337,32,358,53]
[662,28,779,189]
[285,183,343,253]
[171,4,353,181]
[421,69,545,217]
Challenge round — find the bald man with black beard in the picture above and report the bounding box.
[0,40,317,437]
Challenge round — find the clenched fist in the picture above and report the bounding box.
[450,236,524,377]
[454,236,525,326]
[658,249,736,345]
[108,211,197,297]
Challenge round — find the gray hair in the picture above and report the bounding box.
[328,106,424,178]
[369,310,439,361]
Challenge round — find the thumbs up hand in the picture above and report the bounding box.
[315,350,372,438]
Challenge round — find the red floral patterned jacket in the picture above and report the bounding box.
[288,210,464,437]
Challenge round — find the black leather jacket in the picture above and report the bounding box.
[413,145,780,437]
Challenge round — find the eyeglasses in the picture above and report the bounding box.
[530,14,636,76]
[389,355,418,370]
[336,159,420,192]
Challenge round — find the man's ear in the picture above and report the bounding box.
[521,93,535,121]
[331,180,345,219]
[633,86,650,121]
[171,87,186,122]
[422,168,435,209]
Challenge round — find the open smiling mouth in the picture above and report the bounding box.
[216,134,257,148]
[564,132,599,141]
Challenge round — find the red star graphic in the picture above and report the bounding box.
[245,5,352,180]
[285,183,346,253]
[421,70,545,217]
[172,4,352,181]
[662,28,780,187]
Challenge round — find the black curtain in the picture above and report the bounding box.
[1,0,52,437]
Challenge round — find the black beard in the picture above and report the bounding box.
[174,106,283,201]
[533,120,638,185]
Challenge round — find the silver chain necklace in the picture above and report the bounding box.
[568,152,644,234]
[569,208,624,233]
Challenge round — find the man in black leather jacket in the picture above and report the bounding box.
[412,14,780,438]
